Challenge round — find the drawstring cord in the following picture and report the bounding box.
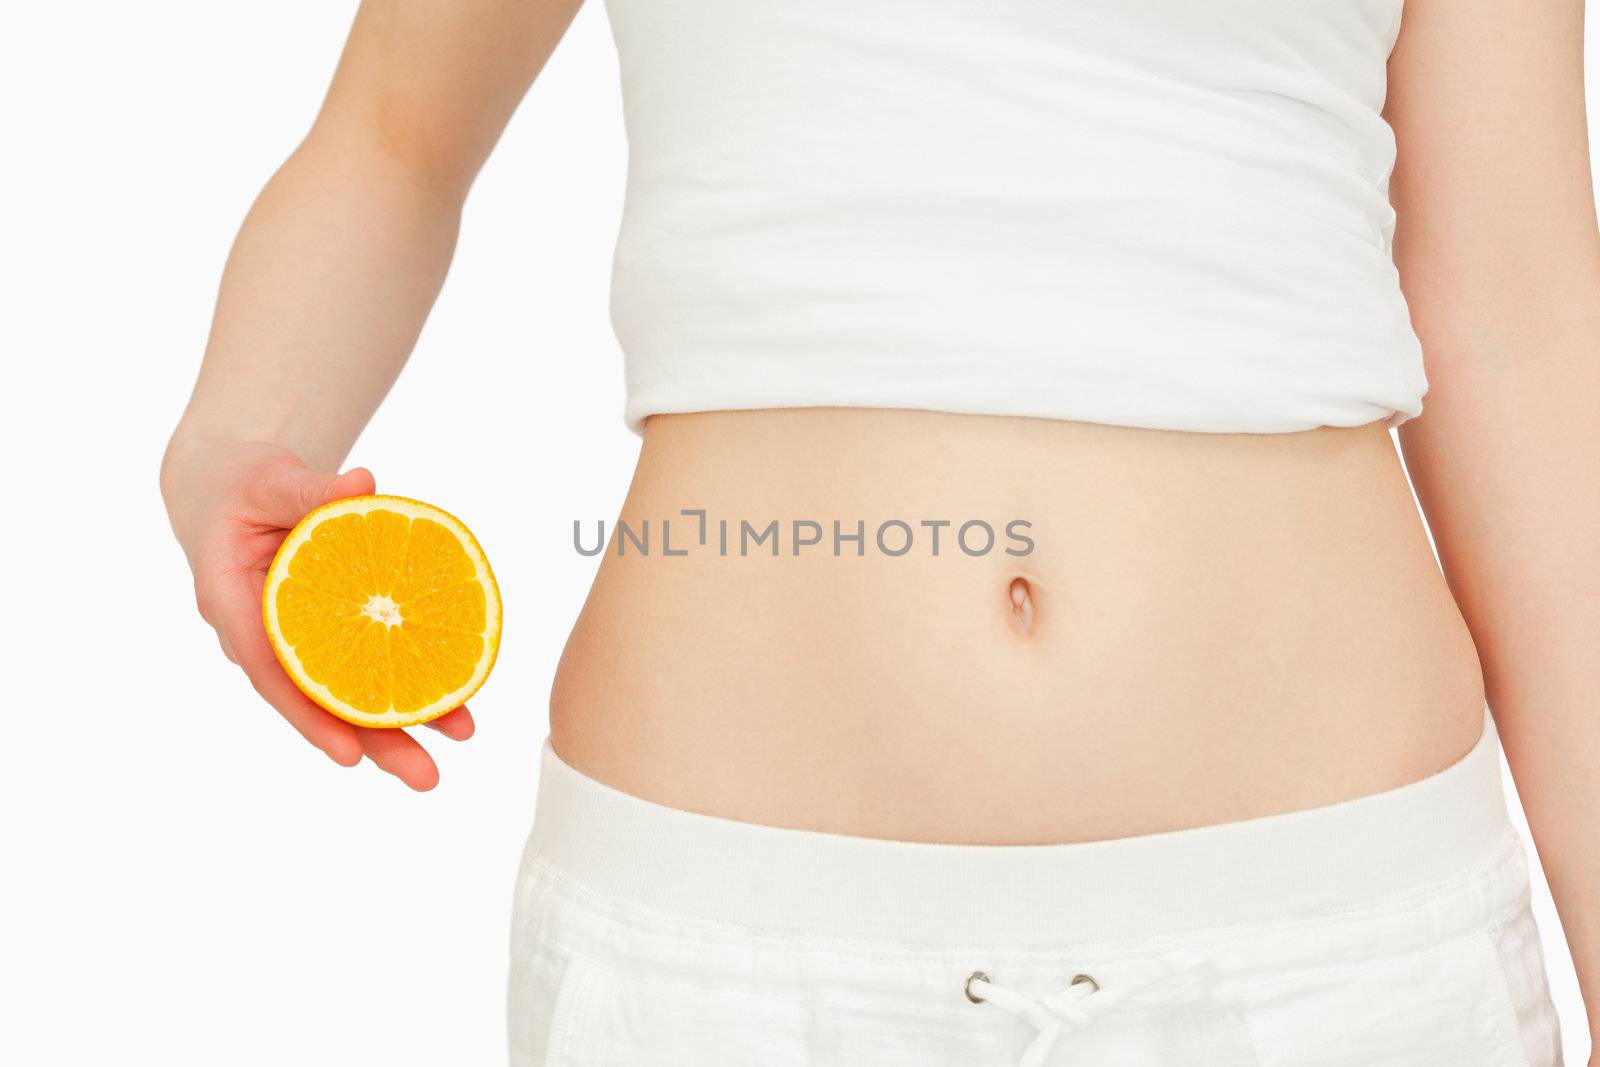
[963,949,1219,1067]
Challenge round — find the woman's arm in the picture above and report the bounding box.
[161,0,582,789]
[1387,0,1598,1053]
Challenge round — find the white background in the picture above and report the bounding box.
[0,3,1593,1064]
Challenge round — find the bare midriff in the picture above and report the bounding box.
[548,408,1487,845]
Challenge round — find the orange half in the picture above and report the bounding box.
[262,495,502,728]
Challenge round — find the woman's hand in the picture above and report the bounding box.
[161,436,473,790]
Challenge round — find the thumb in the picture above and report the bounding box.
[251,462,377,528]
[318,466,377,505]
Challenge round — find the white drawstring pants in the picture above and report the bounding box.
[509,711,1562,1065]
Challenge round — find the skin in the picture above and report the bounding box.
[552,412,1485,844]
[160,0,1597,1051]
[1388,0,1600,1050]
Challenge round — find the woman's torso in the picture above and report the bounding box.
[546,0,1475,844]
[549,409,1486,845]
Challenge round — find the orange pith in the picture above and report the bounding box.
[262,495,502,728]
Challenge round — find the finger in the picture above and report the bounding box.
[424,706,475,741]
[217,570,364,767]
[359,727,440,792]
[247,463,376,528]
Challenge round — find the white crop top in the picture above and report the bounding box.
[601,0,1427,434]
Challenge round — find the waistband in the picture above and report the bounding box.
[527,709,1513,951]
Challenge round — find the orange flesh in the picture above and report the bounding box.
[274,510,489,715]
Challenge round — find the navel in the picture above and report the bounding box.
[1007,575,1037,637]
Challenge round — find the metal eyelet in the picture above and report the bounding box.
[964,970,991,1004]
[1070,973,1100,993]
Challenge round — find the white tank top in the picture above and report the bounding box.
[601,0,1425,434]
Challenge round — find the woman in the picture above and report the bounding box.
[161,0,1596,1063]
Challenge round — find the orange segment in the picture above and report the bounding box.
[261,495,502,728]
[393,518,476,601]
[389,626,442,715]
